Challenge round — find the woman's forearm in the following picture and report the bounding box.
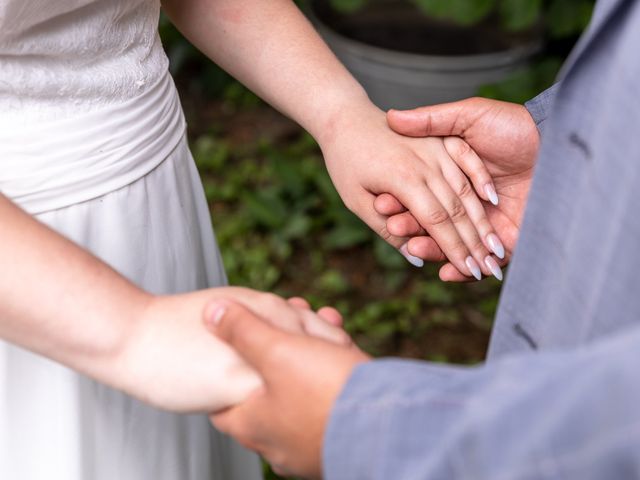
[162,0,375,143]
[0,194,150,388]
[161,0,503,279]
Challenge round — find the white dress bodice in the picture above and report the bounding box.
[0,0,168,122]
[0,0,183,214]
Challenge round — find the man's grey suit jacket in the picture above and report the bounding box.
[324,0,640,478]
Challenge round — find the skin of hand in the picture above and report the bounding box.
[119,288,350,413]
[162,0,500,279]
[206,299,370,479]
[288,296,344,327]
[316,101,505,279]
[376,97,540,281]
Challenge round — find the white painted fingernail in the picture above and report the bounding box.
[485,183,499,206]
[465,256,482,281]
[484,255,503,281]
[486,233,505,259]
[400,243,424,268]
[205,304,227,328]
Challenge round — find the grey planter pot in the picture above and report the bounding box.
[308,5,542,110]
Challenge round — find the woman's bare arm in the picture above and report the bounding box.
[161,0,501,279]
[0,194,149,383]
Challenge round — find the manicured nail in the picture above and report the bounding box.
[465,256,482,281]
[484,256,503,281]
[484,183,499,206]
[486,233,505,259]
[204,303,227,328]
[400,243,424,268]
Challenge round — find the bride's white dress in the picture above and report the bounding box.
[0,0,262,478]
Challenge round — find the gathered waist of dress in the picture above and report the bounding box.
[0,71,186,215]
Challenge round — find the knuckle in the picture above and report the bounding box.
[449,138,472,158]
[378,224,394,242]
[395,164,418,186]
[425,208,451,227]
[451,242,469,260]
[447,200,468,222]
[455,179,474,199]
[264,340,291,366]
[261,292,285,309]
[470,238,486,253]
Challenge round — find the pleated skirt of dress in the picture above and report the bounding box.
[0,112,262,479]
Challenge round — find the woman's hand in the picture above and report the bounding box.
[374,97,539,281]
[118,287,348,413]
[317,102,504,280]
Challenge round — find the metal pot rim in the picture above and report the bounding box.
[307,5,542,72]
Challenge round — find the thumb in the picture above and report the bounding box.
[387,99,478,138]
[203,299,282,375]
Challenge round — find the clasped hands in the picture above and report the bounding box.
[122,98,539,479]
[198,97,541,479]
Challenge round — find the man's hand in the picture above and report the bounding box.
[206,299,370,479]
[319,103,506,279]
[377,97,540,281]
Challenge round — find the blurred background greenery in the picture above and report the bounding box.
[160,1,593,477]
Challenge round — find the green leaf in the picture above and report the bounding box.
[499,0,542,31]
[241,189,289,229]
[323,223,370,249]
[412,0,496,26]
[329,0,367,14]
[418,280,455,305]
[281,213,312,240]
[547,0,594,38]
[193,136,230,171]
[316,269,351,294]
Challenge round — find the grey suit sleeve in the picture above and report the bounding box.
[524,83,561,136]
[323,324,640,479]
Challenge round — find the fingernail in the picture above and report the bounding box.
[484,256,503,281]
[484,183,499,206]
[204,303,227,328]
[465,256,482,281]
[400,243,424,268]
[486,233,505,259]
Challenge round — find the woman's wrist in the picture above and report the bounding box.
[306,84,380,149]
[91,289,156,396]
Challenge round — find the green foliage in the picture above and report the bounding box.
[412,0,495,26]
[499,0,542,31]
[330,0,367,13]
[546,0,595,37]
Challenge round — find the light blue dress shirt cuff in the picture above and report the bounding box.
[323,358,469,480]
[524,83,561,136]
